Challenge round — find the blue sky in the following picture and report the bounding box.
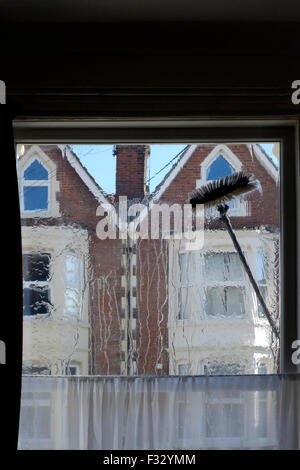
[71,143,278,195]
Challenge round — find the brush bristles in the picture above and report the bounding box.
[187,172,258,209]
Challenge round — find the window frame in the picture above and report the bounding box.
[13,120,299,374]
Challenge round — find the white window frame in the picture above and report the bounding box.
[202,250,247,320]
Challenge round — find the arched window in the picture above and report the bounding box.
[197,146,247,216]
[206,155,234,181]
[23,159,49,211]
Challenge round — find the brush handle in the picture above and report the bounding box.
[219,210,280,340]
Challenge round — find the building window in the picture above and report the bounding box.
[206,155,234,181]
[18,390,53,449]
[204,252,246,318]
[177,251,200,320]
[204,361,245,376]
[204,362,245,442]
[23,159,49,212]
[178,363,192,375]
[23,253,52,316]
[64,252,82,317]
[22,365,51,376]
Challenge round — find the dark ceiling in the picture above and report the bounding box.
[1,0,300,23]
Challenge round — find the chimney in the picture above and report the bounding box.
[114,145,150,201]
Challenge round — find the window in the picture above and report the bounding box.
[197,145,248,217]
[18,391,53,449]
[23,159,49,212]
[178,363,192,375]
[15,134,291,381]
[65,363,81,375]
[22,365,51,376]
[177,251,200,320]
[18,145,60,218]
[204,362,245,443]
[204,361,245,376]
[23,253,52,316]
[64,252,82,317]
[204,252,245,318]
[256,251,268,319]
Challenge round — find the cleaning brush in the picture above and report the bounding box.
[187,171,279,340]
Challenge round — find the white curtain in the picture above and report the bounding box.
[18,374,300,450]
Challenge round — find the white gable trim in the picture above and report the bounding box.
[59,145,111,205]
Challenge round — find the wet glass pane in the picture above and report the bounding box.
[17,142,280,377]
[204,252,244,282]
[206,286,245,317]
[23,253,51,282]
[23,287,51,316]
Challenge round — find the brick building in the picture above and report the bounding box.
[18,142,280,376]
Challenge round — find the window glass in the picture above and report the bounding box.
[64,252,81,316]
[17,143,280,377]
[23,286,51,316]
[206,155,234,180]
[206,286,245,317]
[24,186,48,211]
[204,252,244,282]
[23,253,51,282]
[24,160,49,180]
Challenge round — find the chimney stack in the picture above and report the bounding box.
[114,145,150,201]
